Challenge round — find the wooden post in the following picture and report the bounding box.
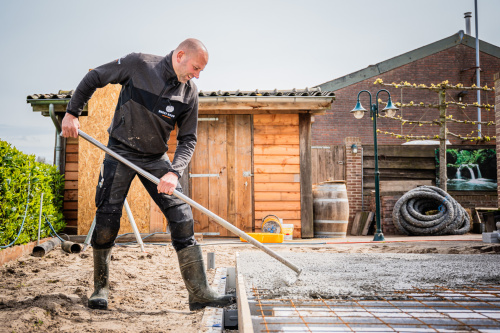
[439,89,447,191]
[299,113,313,238]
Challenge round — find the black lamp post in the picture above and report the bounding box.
[350,89,399,242]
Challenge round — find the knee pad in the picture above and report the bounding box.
[167,204,197,251]
[92,207,122,249]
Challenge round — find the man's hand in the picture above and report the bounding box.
[158,172,179,195]
[61,113,80,138]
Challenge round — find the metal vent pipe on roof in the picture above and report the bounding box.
[464,12,472,35]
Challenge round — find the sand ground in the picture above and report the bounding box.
[0,234,498,333]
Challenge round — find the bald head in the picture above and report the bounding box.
[172,38,209,83]
[175,38,209,60]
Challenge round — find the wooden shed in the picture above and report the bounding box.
[28,86,335,239]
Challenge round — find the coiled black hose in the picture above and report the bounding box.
[392,186,470,235]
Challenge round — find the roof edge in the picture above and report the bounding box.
[316,31,500,91]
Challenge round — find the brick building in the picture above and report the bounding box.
[314,31,500,146]
[312,31,500,235]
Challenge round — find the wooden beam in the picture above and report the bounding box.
[236,254,254,333]
[363,145,435,157]
[299,113,313,238]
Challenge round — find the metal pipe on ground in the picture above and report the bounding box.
[77,129,302,276]
[32,237,61,257]
[61,241,82,254]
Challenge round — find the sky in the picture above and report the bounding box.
[1,0,500,164]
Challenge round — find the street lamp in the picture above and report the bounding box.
[350,89,399,242]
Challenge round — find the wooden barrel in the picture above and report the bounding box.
[313,181,349,238]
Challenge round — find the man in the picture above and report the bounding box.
[62,38,233,311]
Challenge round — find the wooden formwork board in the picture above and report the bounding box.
[235,253,254,333]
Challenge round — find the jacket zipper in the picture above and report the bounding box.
[152,83,169,113]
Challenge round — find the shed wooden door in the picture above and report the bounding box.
[190,115,253,236]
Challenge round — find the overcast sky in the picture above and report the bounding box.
[1,0,499,164]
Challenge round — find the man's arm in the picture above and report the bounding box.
[61,53,137,138]
[157,96,199,195]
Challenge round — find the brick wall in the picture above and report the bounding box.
[313,44,499,146]
[344,137,362,231]
[496,72,500,207]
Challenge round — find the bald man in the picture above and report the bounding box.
[62,39,234,311]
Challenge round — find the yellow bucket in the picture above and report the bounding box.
[240,233,284,243]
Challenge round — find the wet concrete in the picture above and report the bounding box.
[238,252,500,298]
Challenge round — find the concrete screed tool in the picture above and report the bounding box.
[78,129,302,277]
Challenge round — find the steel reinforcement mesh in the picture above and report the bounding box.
[249,284,500,332]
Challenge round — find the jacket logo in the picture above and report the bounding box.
[158,105,175,119]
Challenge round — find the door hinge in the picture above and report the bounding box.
[243,171,253,177]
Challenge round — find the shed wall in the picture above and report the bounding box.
[78,84,152,235]
[253,114,302,238]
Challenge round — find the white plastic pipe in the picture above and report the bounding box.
[123,198,146,252]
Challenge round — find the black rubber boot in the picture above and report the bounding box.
[88,248,112,309]
[177,245,235,311]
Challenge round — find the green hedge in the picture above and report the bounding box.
[0,140,65,247]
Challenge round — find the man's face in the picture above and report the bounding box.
[175,50,207,84]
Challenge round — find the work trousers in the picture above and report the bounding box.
[91,138,196,252]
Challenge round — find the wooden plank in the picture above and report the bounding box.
[236,115,253,234]
[255,173,300,183]
[311,147,319,185]
[361,212,375,236]
[66,144,78,153]
[64,181,78,190]
[254,191,301,201]
[253,155,300,165]
[64,171,78,180]
[65,162,78,172]
[236,254,254,333]
[255,210,301,220]
[69,233,203,243]
[253,114,299,126]
[191,120,209,233]
[255,182,300,192]
[227,115,237,235]
[299,113,313,238]
[363,145,436,158]
[208,115,228,236]
[254,125,299,135]
[254,164,300,174]
[254,145,300,156]
[64,190,78,201]
[363,169,436,178]
[65,153,78,162]
[351,211,369,236]
[64,219,77,227]
[255,201,301,211]
[63,201,78,210]
[254,134,299,145]
[333,145,345,180]
[363,158,436,170]
[63,211,78,220]
[380,180,433,193]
